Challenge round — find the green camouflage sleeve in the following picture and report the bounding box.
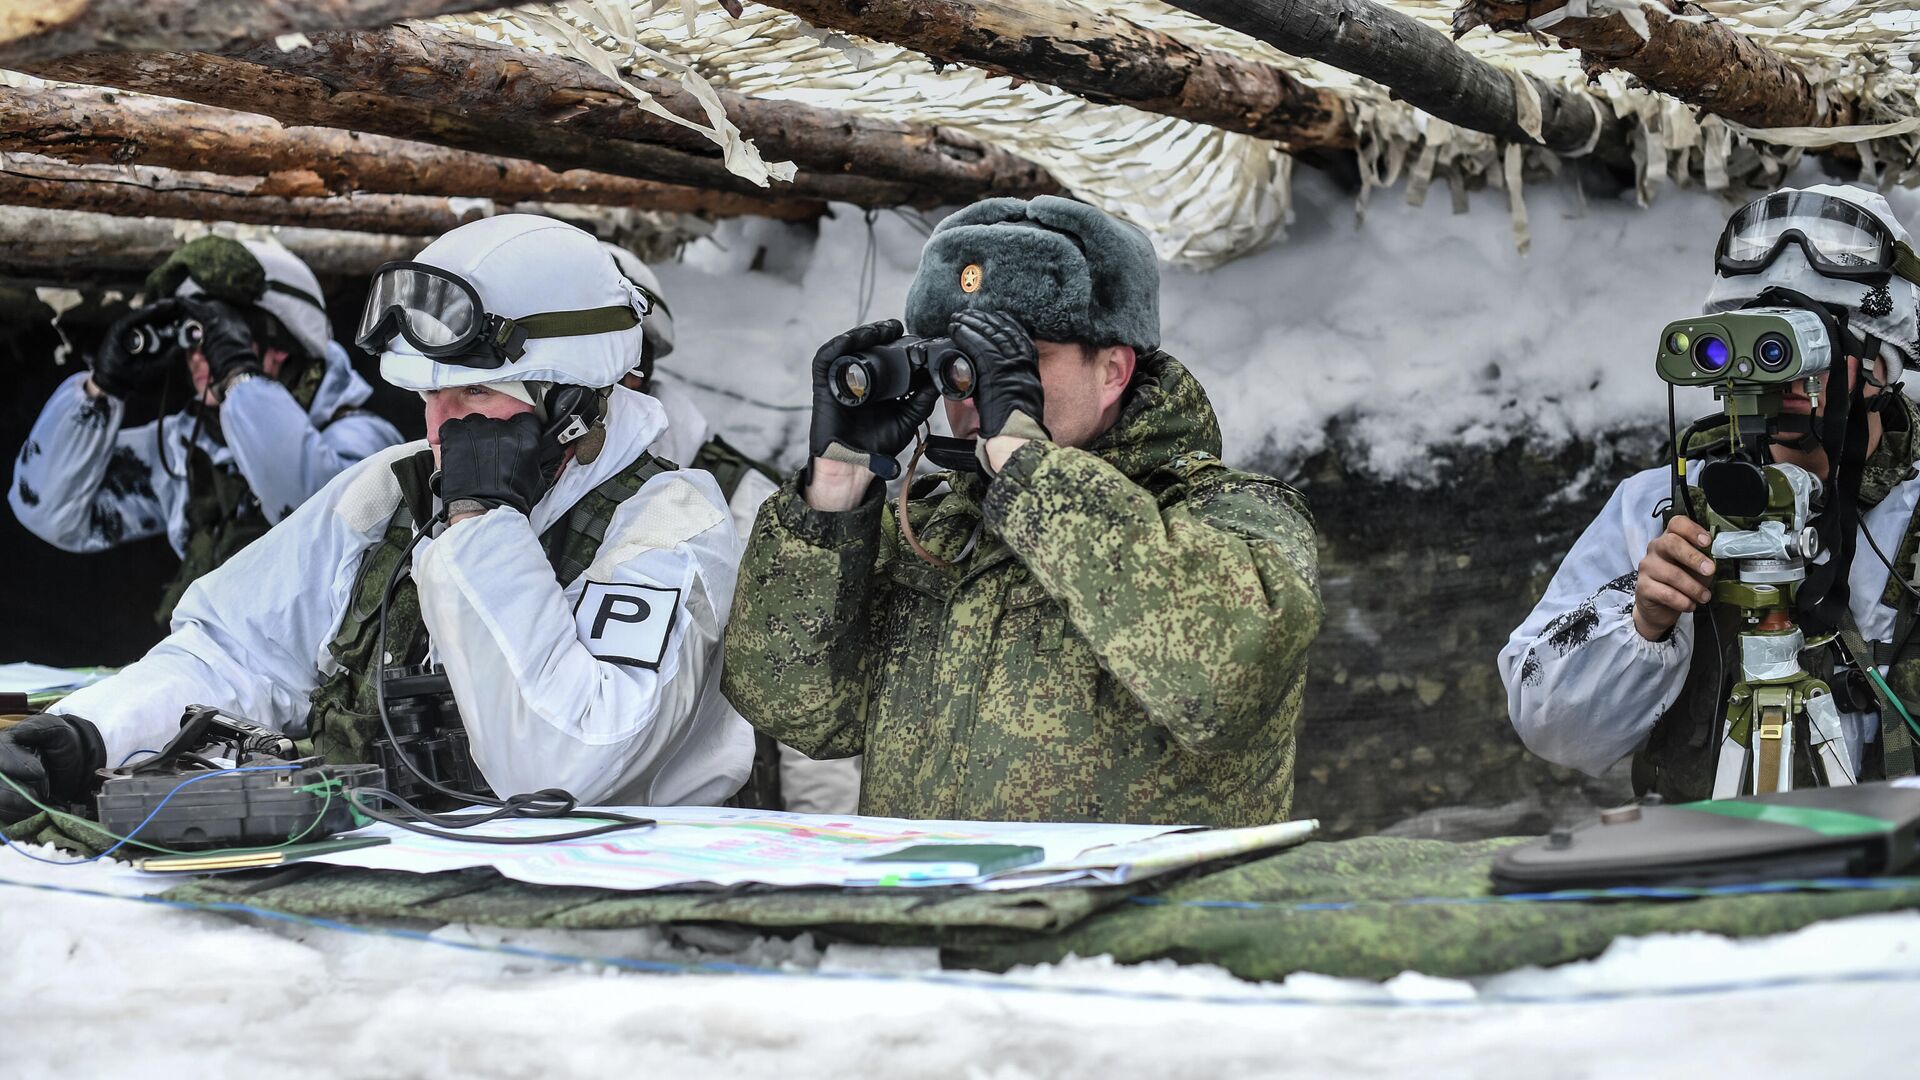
[720,471,883,759]
[980,441,1322,755]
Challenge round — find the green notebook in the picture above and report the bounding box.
[855,843,1046,875]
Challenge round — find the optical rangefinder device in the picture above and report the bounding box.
[1655,307,1833,389]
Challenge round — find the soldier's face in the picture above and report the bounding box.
[187,343,286,406]
[423,385,537,467]
[945,339,1136,449]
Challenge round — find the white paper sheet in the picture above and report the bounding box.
[292,806,1316,892]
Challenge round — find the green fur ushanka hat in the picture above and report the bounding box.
[905,195,1160,353]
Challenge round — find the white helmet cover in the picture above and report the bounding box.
[380,214,651,392]
[1705,183,1919,384]
[171,237,332,362]
[600,241,673,361]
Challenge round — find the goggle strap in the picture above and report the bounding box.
[510,305,642,340]
[1894,242,1920,287]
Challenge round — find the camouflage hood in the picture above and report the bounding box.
[1080,350,1224,486]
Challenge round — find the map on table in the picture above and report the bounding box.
[283,805,1316,892]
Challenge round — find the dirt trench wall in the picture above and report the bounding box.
[1265,429,1661,837]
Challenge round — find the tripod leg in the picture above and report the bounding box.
[1713,711,1749,799]
[1806,692,1857,786]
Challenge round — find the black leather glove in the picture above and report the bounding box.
[178,297,263,394]
[0,713,106,826]
[950,310,1049,473]
[808,319,940,482]
[90,299,187,399]
[436,411,545,518]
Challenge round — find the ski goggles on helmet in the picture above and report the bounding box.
[1716,191,1920,284]
[356,262,642,369]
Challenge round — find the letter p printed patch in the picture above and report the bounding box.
[574,581,681,668]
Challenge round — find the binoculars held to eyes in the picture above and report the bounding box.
[827,335,978,408]
[120,314,204,359]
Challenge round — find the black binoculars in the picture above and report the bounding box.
[378,664,487,802]
[121,316,204,358]
[827,335,977,408]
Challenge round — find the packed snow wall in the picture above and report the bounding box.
[4,167,1907,835]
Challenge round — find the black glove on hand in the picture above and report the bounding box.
[90,299,187,399]
[950,310,1049,473]
[436,411,546,518]
[178,297,263,392]
[809,319,940,482]
[0,713,106,826]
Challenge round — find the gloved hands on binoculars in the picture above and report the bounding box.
[178,297,265,402]
[809,319,940,482]
[90,299,190,399]
[948,310,1050,474]
[90,297,260,403]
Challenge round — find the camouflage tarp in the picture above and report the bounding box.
[146,835,1920,982]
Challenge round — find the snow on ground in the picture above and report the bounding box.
[4,843,1916,1079]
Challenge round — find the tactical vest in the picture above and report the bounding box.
[302,446,670,768]
[154,360,330,624]
[690,434,779,501]
[1634,410,1920,799]
[688,434,786,812]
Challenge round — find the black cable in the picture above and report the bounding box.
[1669,385,1701,523]
[368,522,654,844]
[1861,515,1920,605]
[855,208,879,324]
[346,787,652,845]
[148,356,193,481]
[886,207,936,238]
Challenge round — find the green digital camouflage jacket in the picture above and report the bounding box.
[722,353,1322,826]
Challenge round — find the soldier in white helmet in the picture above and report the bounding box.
[1503,184,1920,799]
[0,216,751,824]
[9,235,403,622]
[601,240,861,814]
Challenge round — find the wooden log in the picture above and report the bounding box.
[0,204,420,278]
[758,0,1352,152]
[0,84,825,219]
[1162,0,1627,162]
[29,25,1060,207]
[0,157,502,234]
[1453,0,1852,130]
[0,0,504,68]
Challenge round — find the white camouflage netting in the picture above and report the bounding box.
[439,1,1920,265]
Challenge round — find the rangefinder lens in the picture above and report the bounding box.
[1755,333,1792,372]
[1693,334,1731,374]
[1666,330,1691,354]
